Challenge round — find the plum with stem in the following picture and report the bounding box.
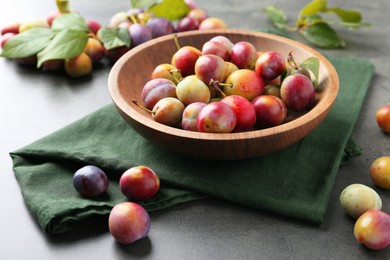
[133,97,185,127]
[195,54,228,86]
[221,69,264,101]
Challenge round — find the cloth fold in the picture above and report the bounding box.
[10,56,374,234]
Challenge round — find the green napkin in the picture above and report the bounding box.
[10,56,374,234]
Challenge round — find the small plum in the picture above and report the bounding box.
[263,83,281,98]
[209,35,234,52]
[255,51,286,82]
[171,46,201,77]
[221,95,256,132]
[15,55,37,66]
[129,23,152,47]
[1,32,15,48]
[195,54,228,85]
[41,59,64,72]
[370,156,390,190]
[196,101,236,133]
[87,19,102,35]
[184,0,198,9]
[109,12,129,28]
[46,10,61,26]
[73,165,109,197]
[104,45,130,64]
[375,105,390,133]
[176,75,210,105]
[230,41,257,70]
[84,37,105,63]
[176,16,199,32]
[109,202,150,244]
[223,69,264,101]
[119,166,160,200]
[134,97,185,127]
[141,78,177,109]
[151,63,182,83]
[1,22,20,35]
[146,17,174,38]
[65,52,92,78]
[340,183,382,219]
[187,8,208,23]
[251,95,287,129]
[198,17,227,30]
[181,102,207,131]
[225,61,239,77]
[201,40,230,61]
[280,74,315,111]
[19,19,49,33]
[152,97,185,126]
[354,210,390,250]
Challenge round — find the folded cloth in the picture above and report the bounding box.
[10,56,374,234]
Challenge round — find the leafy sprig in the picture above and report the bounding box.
[263,0,370,48]
[98,0,190,50]
[1,13,90,67]
[0,0,191,66]
[132,0,190,21]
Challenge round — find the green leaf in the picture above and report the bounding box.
[51,13,89,32]
[37,29,89,67]
[299,57,320,87]
[56,0,71,13]
[130,0,159,9]
[324,7,361,23]
[147,0,191,21]
[338,21,371,29]
[300,21,345,48]
[299,0,327,17]
[97,27,131,50]
[0,28,52,59]
[262,5,287,30]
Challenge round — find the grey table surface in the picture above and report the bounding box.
[1,0,389,259]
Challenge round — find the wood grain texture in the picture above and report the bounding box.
[108,29,339,160]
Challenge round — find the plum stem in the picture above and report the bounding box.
[173,34,181,50]
[209,79,227,98]
[287,51,298,69]
[129,14,138,24]
[132,99,154,114]
[169,69,182,84]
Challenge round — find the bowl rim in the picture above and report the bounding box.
[108,29,339,141]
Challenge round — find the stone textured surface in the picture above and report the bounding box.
[1,0,389,259]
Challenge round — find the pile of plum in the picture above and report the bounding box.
[73,164,160,244]
[0,1,227,77]
[137,35,318,133]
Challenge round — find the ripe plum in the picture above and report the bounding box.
[141,78,177,110]
[146,17,174,38]
[109,202,150,244]
[280,74,315,111]
[255,51,286,82]
[73,165,109,197]
[120,166,160,200]
[252,95,287,129]
[129,24,152,47]
[196,101,236,133]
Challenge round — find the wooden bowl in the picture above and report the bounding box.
[108,29,339,160]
